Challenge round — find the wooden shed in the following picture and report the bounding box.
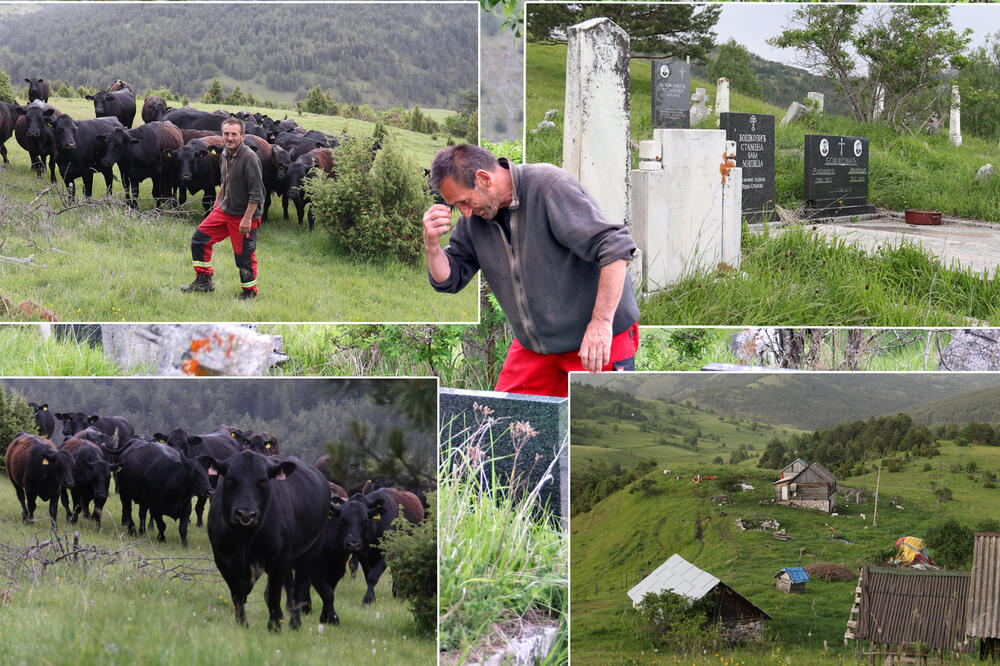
[773,462,837,513]
[775,567,809,594]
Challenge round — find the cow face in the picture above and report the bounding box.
[96,127,140,168]
[285,160,313,201]
[16,104,55,139]
[25,78,46,102]
[145,98,168,122]
[205,451,296,529]
[272,145,291,183]
[50,114,79,152]
[183,456,214,500]
[168,143,213,184]
[34,448,75,491]
[328,494,385,553]
[55,411,90,437]
[86,90,113,119]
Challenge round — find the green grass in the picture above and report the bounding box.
[0,477,432,665]
[439,413,567,661]
[0,97,475,323]
[570,404,1000,665]
[638,225,1000,326]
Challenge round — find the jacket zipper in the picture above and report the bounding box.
[493,209,543,353]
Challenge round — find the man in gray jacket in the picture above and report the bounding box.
[423,144,639,397]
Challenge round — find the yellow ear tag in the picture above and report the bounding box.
[373,514,382,521]
[42,459,49,466]
[42,407,47,411]
[266,444,271,449]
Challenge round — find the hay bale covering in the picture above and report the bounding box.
[804,562,856,582]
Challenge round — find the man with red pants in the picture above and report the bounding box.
[423,144,640,398]
[181,117,263,299]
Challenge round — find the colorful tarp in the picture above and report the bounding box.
[893,536,934,565]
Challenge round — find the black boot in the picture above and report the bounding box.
[180,273,215,293]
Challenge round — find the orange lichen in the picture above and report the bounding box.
[719,150,737,186]
[182,359,201,376]
[190,337,212,353]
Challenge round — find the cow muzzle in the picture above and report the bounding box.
[232,508,259,527]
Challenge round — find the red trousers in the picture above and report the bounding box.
[191,207,260,293]
[494,323,639,398]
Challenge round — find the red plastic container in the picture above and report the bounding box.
[905,210,942,226]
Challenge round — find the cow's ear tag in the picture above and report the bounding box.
[266,444,271,450]
[373,514,381,521]
[230,432,236,437]
[42,459,49,466]
[42,406,47,411]
[276,471,287,481]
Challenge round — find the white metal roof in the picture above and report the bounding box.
[626,553,720,606]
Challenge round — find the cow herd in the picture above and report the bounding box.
[7,401,428,631]
[0,77,367,229]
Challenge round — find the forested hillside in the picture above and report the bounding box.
[576,374,1000,430]
[0,4,477,108]
[0,378,435,471]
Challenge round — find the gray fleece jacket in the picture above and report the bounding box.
[430,159,639,355]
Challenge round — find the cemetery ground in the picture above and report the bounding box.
[0,479,432,665]
[570,398,1000,665]
[0,97,476,323]
[527,42,1000,326]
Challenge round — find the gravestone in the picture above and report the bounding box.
[950,85,962,147]
[651,60,690,129]
[803,134,876,219]
[690,88,710,125]
[780,101,809,127]
[720,112,777,222]
[439,388,568,525]
[939,330,1000,370]
[715,78,730,125]
[563,18,631,228]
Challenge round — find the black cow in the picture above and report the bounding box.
[97,121,183,208]
[200,451,335,630]
[270,144,292,218]
[0,102,14,168]
[5,433,74,526]
[284,147,335,230]
[234,430,280,455]
[157,426,239,523]
[272,132,326,162]
[86,88,136,129]
[27,402,56,439]
[102,437,212,547]
[323,487,419,609]
[167,135,225,213]
[55,411,135,443]
[50,114,123,201]
[244,134,276,220]
[13,101,61,181]
[58,437,112,527]
[163,107,225,131]
[25,78,50,103]
[141,96,170,124]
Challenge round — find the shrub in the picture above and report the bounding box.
[301,85,332,115]
[380,492,437,636]
[307,134,431,264]
[634,589,719,651]
[0,387,35,472]
[925,517,974,568]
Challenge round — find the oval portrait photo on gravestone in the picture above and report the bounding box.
[0,2,479,324]
[525,3,1000,326]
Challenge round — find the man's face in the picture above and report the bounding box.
[438,172,503,220]
[222,123,245,153]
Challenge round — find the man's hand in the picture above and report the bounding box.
[239,216,252,236]
[423,204,453,248]
[579,317,613,372]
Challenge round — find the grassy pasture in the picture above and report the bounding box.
[0,97,476,323]
[570,401,1000,665]
[0,474,432,665]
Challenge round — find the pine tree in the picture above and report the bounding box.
[202,77,225,104]
[0,67,16,104]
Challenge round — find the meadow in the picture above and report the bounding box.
[0,476,433,665]
[570,398,1000,665]
[526,42,1000,326]
[0,97,476,323]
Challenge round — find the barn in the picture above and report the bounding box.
[967,532,1000,658]
[772,461,837,512]
[627,554,771,643]
[848,565,972,662]
[775,567,809,593]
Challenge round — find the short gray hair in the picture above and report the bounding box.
[221,116,245,134]
[429,144,499,190]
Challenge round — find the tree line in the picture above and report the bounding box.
[0,4,477,109]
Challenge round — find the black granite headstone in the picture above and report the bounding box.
[439,388,567,523]
[804,134,876,219]
[651,60,690,129]
[720,112,777,223]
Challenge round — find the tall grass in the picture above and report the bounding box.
[438,405,567,662]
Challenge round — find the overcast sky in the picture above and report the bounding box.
[714,4,997,71]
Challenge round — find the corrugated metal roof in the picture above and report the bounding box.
[968,532,1000,638]
[855,566,970,652]
[776,567,810,583]
[626,554,719,606]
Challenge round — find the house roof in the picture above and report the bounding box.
[627,554,719,606]
[967,532,1000,638]
[855,566,970,652]
[776,567,810,583]
[773,462,837,486]
[780,458,808,474]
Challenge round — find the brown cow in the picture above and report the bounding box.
[6,434,74,526]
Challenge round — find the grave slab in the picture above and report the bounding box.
[720,112,777,223]
[804,134,876,219]
[651,60,691,129]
